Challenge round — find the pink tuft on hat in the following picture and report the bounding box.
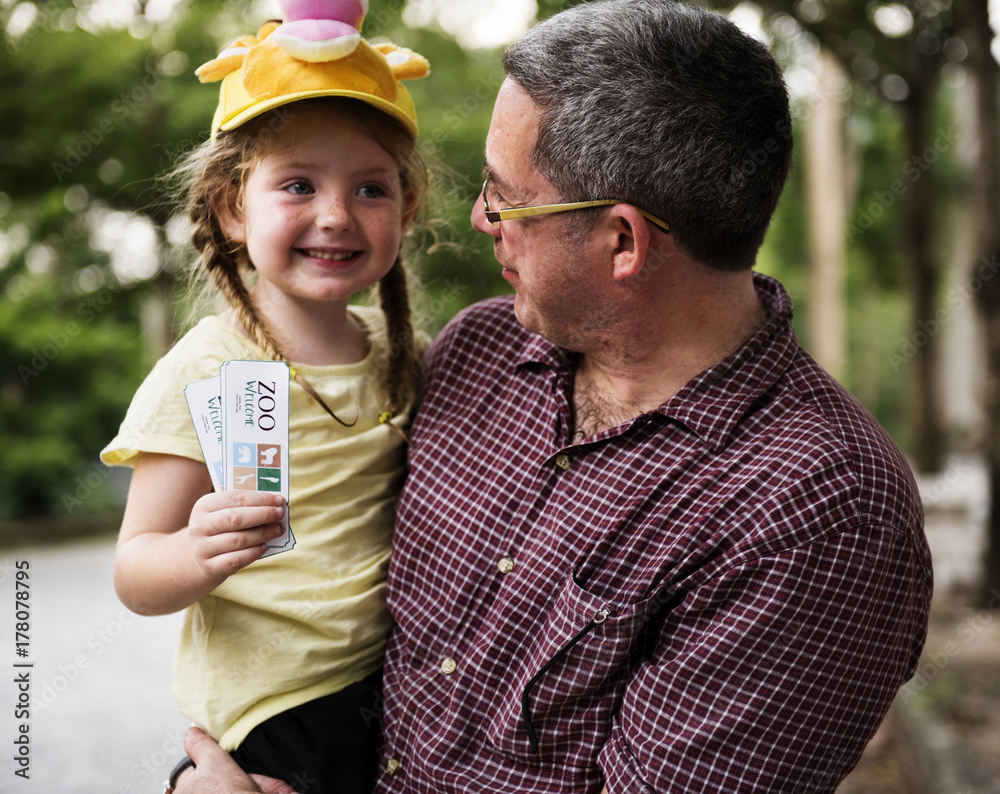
[195,0,428,138]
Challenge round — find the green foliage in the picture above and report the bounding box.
[0,1,519,521]
[0,0,980,520]
[0,276,149,518]
[0,2,227,519]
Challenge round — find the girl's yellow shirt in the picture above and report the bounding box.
[102,307,414,749]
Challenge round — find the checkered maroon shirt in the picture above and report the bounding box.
[376,274,932,793]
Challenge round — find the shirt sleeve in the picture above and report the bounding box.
[100,338,216,467]
[101,316,259,468]
[598,521,931,793]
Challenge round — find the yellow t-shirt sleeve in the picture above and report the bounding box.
[101,318,248,468]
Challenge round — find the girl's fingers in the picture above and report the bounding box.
[195,522,284,559]
[192,494,286,538]
[209,505,286,536]
[195,490,285,514]
[197,538,270,578]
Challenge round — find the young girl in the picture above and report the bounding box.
[101,5,430,791]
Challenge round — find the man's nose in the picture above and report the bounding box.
[470,195,501,238]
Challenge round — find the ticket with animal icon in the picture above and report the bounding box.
[220,359,295,556]
[184,359,295,557]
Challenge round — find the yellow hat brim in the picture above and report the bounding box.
[213,71,418,138]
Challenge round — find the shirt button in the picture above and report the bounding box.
[498,556,515,574]
[440,657,457,675]
[385,758,400,776]
[555,453,571,471]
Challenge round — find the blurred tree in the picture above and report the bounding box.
[758,0,967,474]
[535,0,580,18]
[2,9,161,519]
[803,48,849,383]
[3,0,988,530]
[965,0,1000,599]
[0,1,269,521]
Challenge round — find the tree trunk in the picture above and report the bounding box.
[901,49,946,474]
[804,48,848,383]
[967,0,1000,600]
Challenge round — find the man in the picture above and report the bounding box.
[177,1,932,791]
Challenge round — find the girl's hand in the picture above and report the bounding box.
[187,490,287,579]
[115,452,289,615]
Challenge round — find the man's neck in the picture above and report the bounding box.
[569,268,767,440]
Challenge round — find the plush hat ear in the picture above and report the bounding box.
[197,14,427,137]
[195,22,282,83]
[375,43,430,81]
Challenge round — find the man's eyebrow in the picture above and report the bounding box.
[482,159,515,197]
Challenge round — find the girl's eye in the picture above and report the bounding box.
[284,180,313,195]
[357,184,386,199]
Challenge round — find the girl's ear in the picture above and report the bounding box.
[401,204,418,233]
[400,190,420,232]
[214,188,246,244]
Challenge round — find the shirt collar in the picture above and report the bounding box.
[516,327,570,372]
[664,273,798,451]
[515,273,799,451]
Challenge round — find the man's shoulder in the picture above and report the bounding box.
[427,295,527,368]
[780,348,898,461]
[442,295,521,338]
[760,347,922,530]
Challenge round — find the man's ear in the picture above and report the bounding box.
[607,204,651,282]
[214,188,247,244]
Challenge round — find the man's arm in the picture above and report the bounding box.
[597,523,930,793]
[173,729,297,794]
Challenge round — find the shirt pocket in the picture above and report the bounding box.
[483,572,661,765]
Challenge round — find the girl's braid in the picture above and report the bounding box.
[376,255,421,417]
[187,184,283,362]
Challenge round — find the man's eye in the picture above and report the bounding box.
[488,186,507,206]
[358,184,386,199]
[285,181,313,195]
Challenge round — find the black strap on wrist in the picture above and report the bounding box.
[163,755,196,793]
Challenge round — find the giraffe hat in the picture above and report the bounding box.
[195,0,429,138]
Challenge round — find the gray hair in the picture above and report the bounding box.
[503,0,792,271]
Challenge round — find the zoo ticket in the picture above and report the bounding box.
[184,376,225,492]
[185,360,295,557]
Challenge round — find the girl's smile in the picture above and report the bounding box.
[218,103,410,312]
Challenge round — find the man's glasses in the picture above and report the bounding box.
[481,179,670,233]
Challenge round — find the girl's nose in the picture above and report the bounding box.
[317,198,355,230]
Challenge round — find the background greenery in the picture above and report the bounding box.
[0,0,995,536]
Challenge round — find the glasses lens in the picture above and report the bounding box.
[482,180,499,223]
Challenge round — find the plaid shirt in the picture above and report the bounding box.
[376,274,932,793]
